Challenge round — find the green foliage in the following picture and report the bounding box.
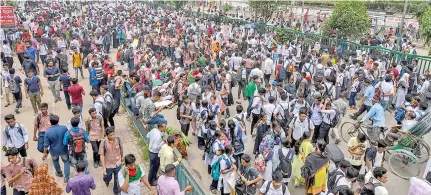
[419,8,431,47]
[4,1,17,7]
[171,0,187,11]
[165,126,190,146]
[247,0,280,23]
[222,3,233,12]
[415,2,430,19]
[275,28,291,44]
[323,1,370,40]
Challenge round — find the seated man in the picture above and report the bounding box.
[385,112,417,145]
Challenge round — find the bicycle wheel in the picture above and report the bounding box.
[413,139,431,164]
[340,122,358,143]
[388,150,420,179]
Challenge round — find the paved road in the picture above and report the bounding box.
[0,51,152,194]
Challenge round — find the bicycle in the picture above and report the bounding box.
[340,121,387,145]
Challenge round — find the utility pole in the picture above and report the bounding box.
[301,0,304,33]
[399,0,409,48]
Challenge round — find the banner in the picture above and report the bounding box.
[0,6,16,28]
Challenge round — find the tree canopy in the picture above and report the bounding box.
[418,7,431,47]
[322,1,370,40]
[247,0,284,23]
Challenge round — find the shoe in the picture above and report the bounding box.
[335,139,341,144]
[64,177,69,183]
[54,99,58,103]
[98,161,103,167]
[349,115,357,120]
[225,114,230,119]
[15,109,20,114]
[211,189,217,194]
[94,163,99,168]
[105,182,110,187]
[55,172,63,177]
[58,97,62,101]
[4,103,10,107]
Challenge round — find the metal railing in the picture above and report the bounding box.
[121,98,210,195]
[142,1,431,75]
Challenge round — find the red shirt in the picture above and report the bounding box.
[67,84,84,104]
[392,68,399,79]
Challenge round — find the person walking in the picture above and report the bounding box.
[33,103,51,153]
[63,117,90,174]
[65,161,96,195]
[2,114,29,156]
[24,71,43,115]
[85,108,105,168]
[72,48,84,79]
[59,68,72,110]
[157,164,193,195]
[100,85,115,127]
[3,147,38,195]
[2,40,14,68]
[350,79,374,120]
[42,114,70,183]
[100,127,123,195]
[67,78,85,113]
[119,154,156,195]
[179,95,193,136]
[6,68,23,114]
[44,61,62,103]
[146,122,167,186]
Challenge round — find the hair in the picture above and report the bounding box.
[4,114,15,121]
[5,147,19,156]
[236,105,243,113]
[100,85,108,91]
[72,78,78,84]
[372,167,387,179]
[153,91,161,97]
[157,121,167,128]
[201,100,208,108]
[165,164,176,175]
[49,115,60,125]
[90,90,100,97]
[40,103,48,109]
[299,107,308,115]
[124,154,136,165]
[407,111,416,119]
[225,145,233,155]
[280,93,288,101]
[88,108,97,114]
[167,135,176,146]
[316,139,327,153]
[76,160,87,172]
[72,107,81,114]
[357,132,367,143]
[346,167,359,179]
[339,159,352,169]
[377,139,387,148]
[268,96,275,103]
[280,137,290,148]
[105,126,115,136]
[294,141,301,155]
[241,154,251,163]
[272,170,284,182]
[70,117,81,127]
[8,68,15,75]
[338,188,355,195]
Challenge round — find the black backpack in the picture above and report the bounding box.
[360,179,383,194]
[323,83,334,99]
[95,100,111,118]
[276,148,293,179]
[4,123,23,142]
[263,181,287,195]
[327,170,345,193]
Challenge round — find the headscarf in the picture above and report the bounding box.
[399,73,410,87]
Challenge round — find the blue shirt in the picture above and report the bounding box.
[362,103,385,127]
[65,173,96,195]
[22,60,37,75]
[24,76,41,93]
[363,85,375,106]
[24,47,37,61]
[59,74,72,89]
[43,125,68,156]
[63,127,90,145]
[44,67,60,81]
[89,68,99,86]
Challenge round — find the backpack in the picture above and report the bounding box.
[394,107,407,122]
[4,123,23,143]
[7,76,19,94]
[278,66,288,80]
[95,100,111,118]
[259,131,276,154]
[69,128,86,156]
[196,110,209,131]
[364,147,386,168]
[172,80,182,101]
[86,116,103,133]
[22,157,35,177]
[232,126,244,153]
[205,137,222,160]
[276,148,293,178]
[188,83,200,96]
[303,63,312,73]
[360,179,383,194]
[254,154,266,173]
[211,155,231,181]
[263,181,287,195]
[102,137,123,157]
[201,73,211,92]
[329,67,337,78]
[323,83,334,99]
[327,170,345,193]
[208,104,220,117]
[37,113,54,129]
[215,75,222,91]
[228,71,237,87]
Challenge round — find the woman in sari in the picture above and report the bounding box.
[392,73,409,108]
[291,131,314,187]
[118,28,125,45]
[304,140,329,195]
[252,113,269,154]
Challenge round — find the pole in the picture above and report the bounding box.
[399,0,408,49]
[301,0,304,33]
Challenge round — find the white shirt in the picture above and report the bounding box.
[251,96,263,114]
[2,123,29,149]
[408,177,431,195]
[259,179,290,195]
[250,68,264,80]
[379,81,395,101]
[419,80,430,94]
[263,103,276,125]
[262,58,273,75]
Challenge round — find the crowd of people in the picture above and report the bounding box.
[1,1,431,195]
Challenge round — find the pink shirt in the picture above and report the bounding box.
[87,117,103,141]
[38,113,51,132]
[4,157,38,192]
[157,175,184,195]
[99,138,123,168]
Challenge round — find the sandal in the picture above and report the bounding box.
[4,103,10,107]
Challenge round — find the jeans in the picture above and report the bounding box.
[264,74,271,85]
[380,100,388,111]
[47,80,60,100]
[246,97,253,118]
[349,92,357,107]
[13,189,25,195]
[28,91,42,113]
[319,122,331,144]
[40,55,47,66]
[148,152,160,183]
[12,92,22,110]
[103,165,121,194]
[245,68,252,81]
[90,141,101,163]
[70,154,89,174]
[237,80,245,99]
[74,67,84,79]
[52,153,70,179]
[37,132,46,153]
[72,104,83,114]
[128,61,134,72]
[103,113,115,127]
[147,114,167,125]
[64,91,71,109]
[352,104,371,118]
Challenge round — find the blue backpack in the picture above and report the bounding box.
[211,155,232,180]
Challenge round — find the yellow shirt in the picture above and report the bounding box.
[72,53,82,67]
[158,144,179,172]
[348,137,367,166]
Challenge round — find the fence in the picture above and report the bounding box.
[142,1,431,74]
[121,98,210,195]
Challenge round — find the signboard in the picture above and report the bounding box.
[0,6,16,28]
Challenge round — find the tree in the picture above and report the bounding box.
[322,1,370,40]
[247,0,281,23]
[418,7,431,48]
[171,0,187,11]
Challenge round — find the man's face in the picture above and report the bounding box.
[210,98,216,105]
[5,119,15,127]
[40,107,48,114]
[27,71,33,77]
[126,162,136,170]
[73,113,80,118]
[272,180,281,189]
[48,62,53,67]
[90,111,97,118]
[299,114,307,121]
[240,159,248,167]
[378,174,388,183]
[107,132,115,140]
[7,155,17,163]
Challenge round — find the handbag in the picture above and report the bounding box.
[235,167,257,195]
